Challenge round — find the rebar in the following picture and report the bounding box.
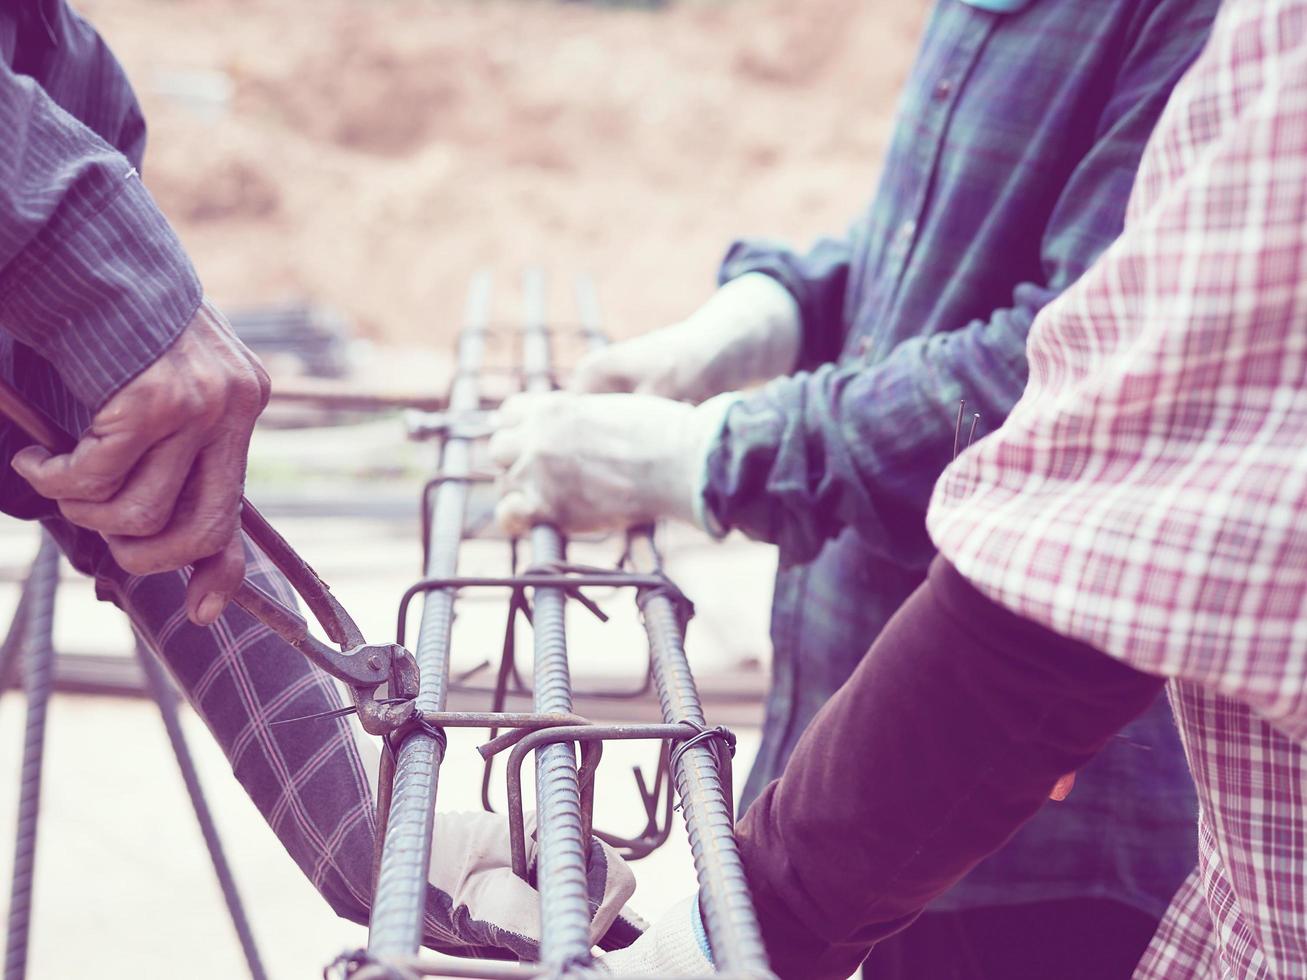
[368,272,492,957]
[133,634,268,979]
[520,270,593,965]
[361,270,772,979]
[4,534,59,980]
[573,279,772,975]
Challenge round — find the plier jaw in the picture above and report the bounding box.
[229,511,424,737]
[345,642,421,736]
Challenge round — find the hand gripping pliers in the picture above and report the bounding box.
[0,377,420,736]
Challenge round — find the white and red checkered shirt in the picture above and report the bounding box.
[928,0,1307,975]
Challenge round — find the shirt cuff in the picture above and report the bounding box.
[0,170,201,411]
[692,391,744,537]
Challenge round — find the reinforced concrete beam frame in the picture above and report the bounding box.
[362,271,772,979]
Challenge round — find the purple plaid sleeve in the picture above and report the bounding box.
[85,530,546,959]
[0,52,198,411]
[930,0,1307,972]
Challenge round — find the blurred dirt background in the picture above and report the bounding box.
[79,0,926,345]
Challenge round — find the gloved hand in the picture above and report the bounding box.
[596,893,713,976]
[427,809,643,959]
[570,273,801,404]
[487,390,738,536]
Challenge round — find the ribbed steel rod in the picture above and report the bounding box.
[520,269,593,965]
[575,277,772,975]
[368,271,492,956]
[4,534,59,980]
[133,635,267,980]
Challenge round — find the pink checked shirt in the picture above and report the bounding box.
[928,0,1307,976]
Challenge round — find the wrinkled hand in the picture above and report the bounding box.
[570,273,801,403]
[488,391,734,536]
[428,809,639,959]
[11,300,269,626]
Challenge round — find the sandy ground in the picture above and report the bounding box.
[77,0,927,345]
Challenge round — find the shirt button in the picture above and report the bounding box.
[934,78,954,101]
[900,220,916,239]
[857,337,871,356]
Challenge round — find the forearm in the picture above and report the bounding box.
[701,292,1042,564]
[0,55,198,410]
[719,234,852,370]
[737,557,1165,979]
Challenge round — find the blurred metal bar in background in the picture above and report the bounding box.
[133,634,268,980]
[0,535,269,980]
[3,535,58,980]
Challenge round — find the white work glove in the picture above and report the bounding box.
[596,893,714,976]
[427,810,643,959]
[487,391,738,536]
[571,273,801,404]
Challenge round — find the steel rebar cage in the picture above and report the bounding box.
[358,272,773,980]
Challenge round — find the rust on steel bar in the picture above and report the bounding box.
[367,271,493,958]
[519,268,594,966]
[574,275,772,975]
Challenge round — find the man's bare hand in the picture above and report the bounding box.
[11,300,269,626]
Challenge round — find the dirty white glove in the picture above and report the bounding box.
[570,273,801,404]
[488,391,739,536]
[597,893,714,976]
[426,809,642,959]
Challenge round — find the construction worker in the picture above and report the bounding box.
[0,0,633,959]
[492,0,1214,975]
[591,1,1307,974]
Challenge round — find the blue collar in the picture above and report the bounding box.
[960,0,1036,11]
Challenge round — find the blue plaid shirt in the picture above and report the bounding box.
[709,0,1214,917]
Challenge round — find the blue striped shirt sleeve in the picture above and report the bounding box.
[0,53,199,412]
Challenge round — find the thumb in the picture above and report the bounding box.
[495,490,543,537]
[186,533,247,626]
[10,445,53,482]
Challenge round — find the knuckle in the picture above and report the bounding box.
[192,512,239,556]
[109,545,156,576]
[252,362,272,409]
[114,501,169,537]
[75,473,122,503]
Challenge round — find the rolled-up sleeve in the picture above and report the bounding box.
[719,233,854,371]
[0,54,199,411]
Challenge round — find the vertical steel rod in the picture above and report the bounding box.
[368,271,492,956]
[575,276,772,974]
[133,635,268,980]
[520,270,593,965]
[4,535,59,980]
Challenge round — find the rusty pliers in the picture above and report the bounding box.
[0,378,420,736]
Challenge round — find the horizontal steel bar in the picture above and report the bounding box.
[396,571,681,647]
